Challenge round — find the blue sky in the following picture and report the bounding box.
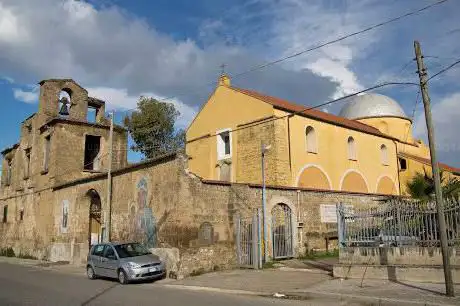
[1,0,459,166]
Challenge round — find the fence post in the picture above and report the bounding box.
[235,213,241,266]
[252,210,259,269]
[396,201,402,247]
[336,203,345,248]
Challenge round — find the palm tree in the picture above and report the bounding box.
[406,169,460,201]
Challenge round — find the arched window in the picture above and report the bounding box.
[58,89,72,117]
[305,126,317,153]
[347,137,357,160]
[380,144,388,165]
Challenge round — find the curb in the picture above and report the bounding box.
[161,284,264,296]
[286,289,459,306]
[162,284,459,306]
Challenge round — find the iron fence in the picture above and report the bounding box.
[337,198,460,248]
[235,210,261,269]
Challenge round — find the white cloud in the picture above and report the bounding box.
[264,0,377,98]
[0,0,337,109]
[13,85,38,103]
[87,87,197,129]
[414,92,460,166]
[1,76,14,84]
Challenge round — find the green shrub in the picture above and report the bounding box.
[0,247,15,257]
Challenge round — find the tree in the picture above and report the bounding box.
[124,97,185,159]
[406,168,460,201]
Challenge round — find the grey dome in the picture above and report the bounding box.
[339,93,408,120]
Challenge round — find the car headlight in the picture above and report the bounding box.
[127,262,141,269]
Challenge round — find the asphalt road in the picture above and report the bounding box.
[0,262,306,306]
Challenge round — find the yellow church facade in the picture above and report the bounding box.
[186,75,459,196]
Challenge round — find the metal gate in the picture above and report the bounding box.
[235,210,261,269]
[272,204,293,259]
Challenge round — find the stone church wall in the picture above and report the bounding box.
[0,154,389,277]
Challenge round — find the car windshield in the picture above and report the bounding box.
[114,243,151,258]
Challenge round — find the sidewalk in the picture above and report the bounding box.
[0,256,86,276]
[164,268,460,305]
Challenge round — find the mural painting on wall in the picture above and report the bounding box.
[135,178,157,248]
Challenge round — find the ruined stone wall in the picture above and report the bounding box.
[52,123,126,185]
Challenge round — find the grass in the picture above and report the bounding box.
[262,261,276,269]
[17,253,38,260]
[301,249,339,260]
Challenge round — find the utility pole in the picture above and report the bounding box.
[106,111,114,242]
[414,40,454,297]
[261,142,271,262]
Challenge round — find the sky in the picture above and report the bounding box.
[0,0,459,166]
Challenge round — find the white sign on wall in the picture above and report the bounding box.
[320,204,354,223]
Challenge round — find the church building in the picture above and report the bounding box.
[186,75,460,196]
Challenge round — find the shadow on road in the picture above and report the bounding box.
[81,283,119,306]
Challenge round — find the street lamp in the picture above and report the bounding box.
[261,143,271,263]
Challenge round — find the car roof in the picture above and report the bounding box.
[95,241,139,246]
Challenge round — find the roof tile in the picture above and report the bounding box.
[230,86,387,138]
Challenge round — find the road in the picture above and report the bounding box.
[0,262,306,306]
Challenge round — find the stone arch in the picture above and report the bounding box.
[340,169,369,193]
[271,203,293,259]
[305,126,317,153]
[347,136,357,160]
[58,88,72,117]
[267,196,297,258]
[296,164,332,190]
[86,189,102,247]
[380,144,389,165]
[376,175,397,195]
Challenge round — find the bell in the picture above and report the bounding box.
[59,97,70,116]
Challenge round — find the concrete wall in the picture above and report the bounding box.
[340,247,460,266]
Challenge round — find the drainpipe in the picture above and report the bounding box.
[297,190,303,249]
[393,140,402,195]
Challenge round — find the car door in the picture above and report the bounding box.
[91,244,106,276]
[101,245,119,279]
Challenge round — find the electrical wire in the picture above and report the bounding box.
[113,81,418,152]
[114,0,449,115]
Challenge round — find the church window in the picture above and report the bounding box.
[380,144,388,165]
[305,126,317,153]
[84,135,101,170]
[43,136,51,173]
[19,209,24,222]
[5,159,12,186]
[58,90,72,117]
[347,137,357,160]
[399,157,407,171]
[217,129,231,160]
[2,205,7,223]
[24,148,31,179]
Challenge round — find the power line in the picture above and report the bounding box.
[112,0,449,116]
[426,58,460,82]
[113,81,418,152]
[232,0,449,79]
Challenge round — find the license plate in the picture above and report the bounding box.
[148,267,157,272]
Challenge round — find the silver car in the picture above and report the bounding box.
[86,242,166,284]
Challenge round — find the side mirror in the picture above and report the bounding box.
[107,254,116,260]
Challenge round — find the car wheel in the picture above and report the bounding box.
[87,266,97,280]
[118,269,128,284]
